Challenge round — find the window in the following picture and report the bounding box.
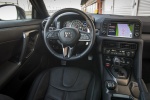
[43,0,81,16]
[102,0,150,16]
[0,0,32,19]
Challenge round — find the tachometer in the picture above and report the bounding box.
[71,20,83,30]
[63,21,71,27]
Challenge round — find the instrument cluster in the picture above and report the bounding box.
[63,20,90,32]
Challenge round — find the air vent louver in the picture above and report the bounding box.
[103,42,117,48]
[103,41,137,50]
[120,43,137,50]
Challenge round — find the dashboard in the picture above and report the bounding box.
[41,13,145,54]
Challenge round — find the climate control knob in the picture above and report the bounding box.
[113,57,121,66]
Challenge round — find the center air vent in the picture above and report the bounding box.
[120,43,137,50]
[103,42,118,48]
[103,41,137,50]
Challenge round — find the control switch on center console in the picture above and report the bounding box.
[111,67,128,79]
[106,81,116,90]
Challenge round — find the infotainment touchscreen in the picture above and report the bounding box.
[108,23,134,38]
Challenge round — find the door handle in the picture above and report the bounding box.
[19,30,39,63]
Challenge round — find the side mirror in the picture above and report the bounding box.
[0,4,26,20]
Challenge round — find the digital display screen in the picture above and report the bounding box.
[108,23,134,38]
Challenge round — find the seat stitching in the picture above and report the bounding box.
[44,70,51,100]
[49,84,87,92]
[63,91,67,100]
[46,96,58,100]
[59,67,81,89]
[85,73,95,100]
[72,69,80,87]
[91,75,96,100]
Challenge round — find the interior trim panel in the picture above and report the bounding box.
[0,19,42,29]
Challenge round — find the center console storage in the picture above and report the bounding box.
[97,18,143,100]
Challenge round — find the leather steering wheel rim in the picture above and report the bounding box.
[44,8,95,61]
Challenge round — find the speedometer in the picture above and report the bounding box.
[63,21,71,27]
[71,20,83,30]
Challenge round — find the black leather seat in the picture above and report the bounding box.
[27,67,100,100]
[146,83,150,92]
[0,94,14,100]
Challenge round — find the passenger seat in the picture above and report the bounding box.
[147,83,150,92]
[0,94,14,100]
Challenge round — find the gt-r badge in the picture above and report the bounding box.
[64,32,72,38]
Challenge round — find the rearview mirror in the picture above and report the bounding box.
[0,4,26,20]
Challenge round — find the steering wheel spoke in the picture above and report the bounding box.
[79,30,91,42]
[62,45,74,58]
[47,29,60,40]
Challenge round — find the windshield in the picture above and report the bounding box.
[43,0,81,15]
[43,0,150,16]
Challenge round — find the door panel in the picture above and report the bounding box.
[0,20,42,90]
[0,25,40,63]
[0,40,18,63]
[0,19,41,29]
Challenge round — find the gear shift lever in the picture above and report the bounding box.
[111,57,128,79]
[111,67,127,79]
[113,57,121,66]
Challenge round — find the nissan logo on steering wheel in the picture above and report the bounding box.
[64,32,72,38]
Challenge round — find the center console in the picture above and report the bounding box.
[103,41,136,83]
[97,18,143,100]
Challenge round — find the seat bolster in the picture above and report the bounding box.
[49,67,93,91]
[27,67,101,100]
[86,74,101,100]
[0,94,14,100]
[27,70,50,100]
[146,83,150,92]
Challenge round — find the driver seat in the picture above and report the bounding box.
[27,67,100,100]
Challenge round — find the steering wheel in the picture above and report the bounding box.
[44,8,95,60]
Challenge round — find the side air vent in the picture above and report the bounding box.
[103,42,118,48]
[103,41,137,50]
[120,43,137,50]
[42,17,50,29]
